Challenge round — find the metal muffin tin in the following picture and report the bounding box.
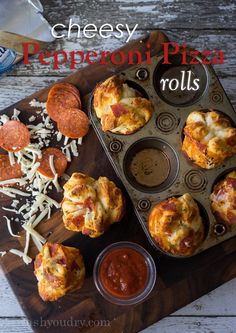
[89,49,236,257]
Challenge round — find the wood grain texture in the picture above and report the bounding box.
[2,316,236,333]
[39,0,236,29]
[7,30,236,77]
[1,30,236,333]
[1,267,236,318]
[2,266,236,333]
[0,76,235,114]
[1,0,236,332]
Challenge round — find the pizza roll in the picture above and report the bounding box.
[211,171,236,224]
[93,76,153,134]
[34,242,85,302]
[182,110,236,169]
[148,193,205,256]
[62,173,125,237]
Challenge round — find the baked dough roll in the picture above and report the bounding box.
[148,193,205,256]
[62,173,125,237]
[93,76,153,134]
[182,110,236,169]
[34,242,85,302]
[211,171,236,224]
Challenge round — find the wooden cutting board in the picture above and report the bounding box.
[1,31,236,333]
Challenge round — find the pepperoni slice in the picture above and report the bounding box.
[71,260,79,271]
[179,233,194,252]
[34,255,42,270]
[111,103,129,117]
[161,201,177,211]
[82,227,93,236]
[227,211,236,224]
[72,214,84,228]
[56,257,67,266]
[47,92,81,122]
[57,108,90,138]
[0,155,22,181]
[49,83,81,101]
[0,127,3,147]
[227,133,236,146]
[196,140,207,152]
[49,87,81,109]
[46,83,81,122]
[37,147,68,178]
[48,243,59,257]
[226,177,236,190]
[83,197,95,210]
[0,120,30,152]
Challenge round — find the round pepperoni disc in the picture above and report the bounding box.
[49,83,81,101]
[0,155,22,181]
[57,108,90,138]
[0,120,30,152]
[0,127,4,147]
[37,147,68,178]
[46,83,81,122]
[48,85,81,108]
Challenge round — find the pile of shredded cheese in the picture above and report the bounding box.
[0,100,83,264]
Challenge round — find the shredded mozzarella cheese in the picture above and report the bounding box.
[64,136,69,145]
[2,98,83,265]
[29,99,46,108]
[8,152,15,166]
[1,187,30,197]
[32,208,49,229]
[22,224,46,244]
[24,231,30,257]
[0,178,27,186]
[3,216,20,238]
[0,114,9,124]
[56,131,62,141]
[9,249,32,265]
[32,236,43,252]
[49,155,56,176]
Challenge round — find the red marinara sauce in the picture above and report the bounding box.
[99,247,148,298]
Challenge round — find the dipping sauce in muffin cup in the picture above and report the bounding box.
[93,242,156,305]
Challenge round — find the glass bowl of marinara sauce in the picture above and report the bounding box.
[93,241,156,305]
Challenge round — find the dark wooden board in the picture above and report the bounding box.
[1,31,236,333]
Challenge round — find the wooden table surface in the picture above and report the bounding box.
[0,0,235,332]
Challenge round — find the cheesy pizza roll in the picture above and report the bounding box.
[93,76,153,134]
[62,173,125,237]
[148,193,205,256]
[211,171,236,224]
[34,242,85,302]
[182,110,236,169]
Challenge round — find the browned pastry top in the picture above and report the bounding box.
[148,193,205,256]
[93,76,153,134]
[34,242,85,302]
[182,110,236,169]
[211,170,236,224]
[62,172,125,237]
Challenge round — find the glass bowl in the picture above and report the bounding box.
[93,241,157,305]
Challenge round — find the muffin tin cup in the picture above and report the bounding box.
[88,48,236,258]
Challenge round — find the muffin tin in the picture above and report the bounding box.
[88,48,236,257]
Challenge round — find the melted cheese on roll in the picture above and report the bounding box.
[211,171,236,224]
[148,193,205,256]
[93,76,153,134]
[182,110,236,169]
[34,242,85,302]
[62,173,125,237]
